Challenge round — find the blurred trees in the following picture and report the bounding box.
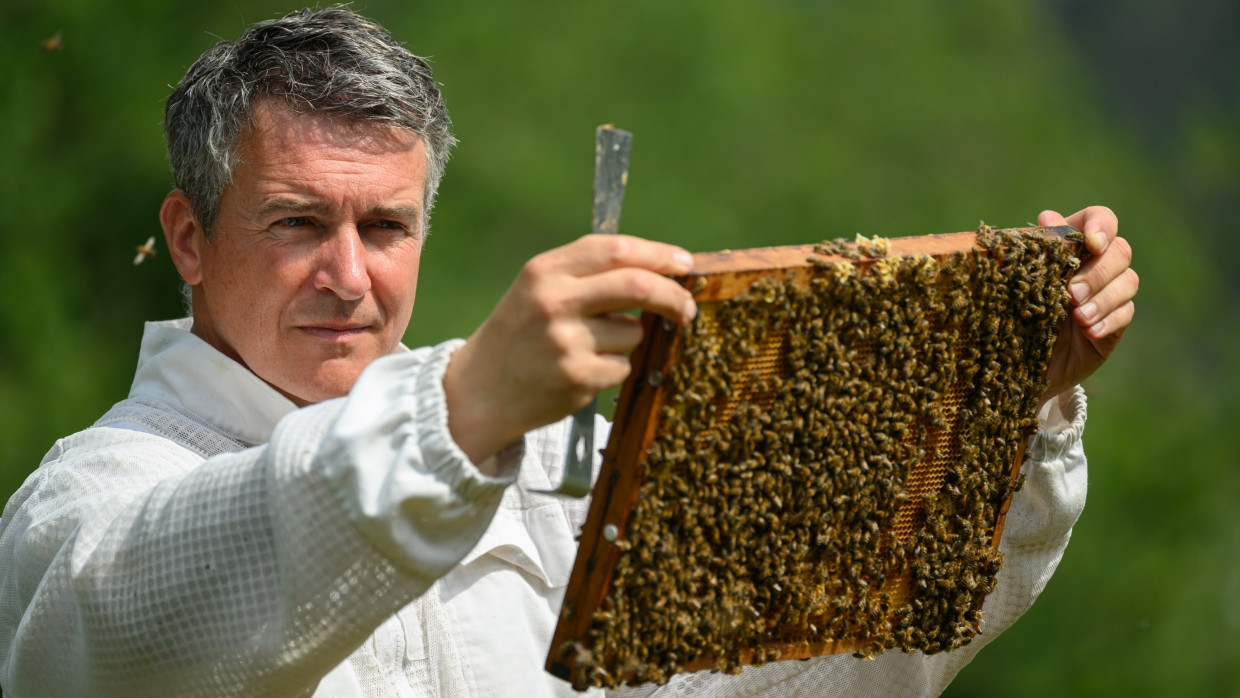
[0,0,1235,695]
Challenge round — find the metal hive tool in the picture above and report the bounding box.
[538,124,634,498]
[546,224,1086,690]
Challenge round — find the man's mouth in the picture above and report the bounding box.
[297,323,373,341]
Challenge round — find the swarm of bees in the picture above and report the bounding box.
[551,224,1084,690]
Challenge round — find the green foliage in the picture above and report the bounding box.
[1,0,1235,694]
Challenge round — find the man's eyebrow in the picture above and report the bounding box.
[254,197,332,219]
[368,203,423,222]
[252,199,422,223]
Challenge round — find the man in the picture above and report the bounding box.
[0,7,1137,697]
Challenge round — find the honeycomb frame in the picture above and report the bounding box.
[546,225,1086,690]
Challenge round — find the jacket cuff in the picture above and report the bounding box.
[415,340,525,489]
[1003,385,1088,549]
[1028,385,1087,460]
[311,340,524,580]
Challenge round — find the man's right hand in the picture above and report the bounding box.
[442,234,697,467]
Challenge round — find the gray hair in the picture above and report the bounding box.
[164,6,456,236]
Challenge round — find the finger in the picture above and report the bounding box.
[1083,299,1134,341]
[536,234,694,279]
[1073,266,1139,330]
[546,313,644,355]
[1068,235,1134,305]
[583,313,645,354]
[1060,205,1118,255]
[575,267,697,324]
[563,352,634,395]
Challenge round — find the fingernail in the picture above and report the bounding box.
[1078,301,1097,323]
[1089,319,1106,336]
[673,249,694,271]
[1070,282,1089,303]
[683,298,698,322]
[1088,231,1109,253]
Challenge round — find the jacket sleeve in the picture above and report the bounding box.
[0,341,520,698]
[615,386,1089,698]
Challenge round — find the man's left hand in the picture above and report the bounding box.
[1037,205,1137,407]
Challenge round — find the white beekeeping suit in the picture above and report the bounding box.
[0,319,1087,697]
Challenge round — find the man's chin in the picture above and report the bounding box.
[253,338,397,406]
[268,364,371,407]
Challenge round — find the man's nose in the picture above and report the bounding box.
[314,227,371,300]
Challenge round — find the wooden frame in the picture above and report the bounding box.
[546,226,1085,690]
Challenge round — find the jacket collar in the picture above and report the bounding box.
[128,318,298,446]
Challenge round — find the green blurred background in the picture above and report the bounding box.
[2,0,1236,694]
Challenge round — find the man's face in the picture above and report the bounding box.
[181,103,427,405]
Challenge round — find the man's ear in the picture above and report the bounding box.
[160,189,205,285]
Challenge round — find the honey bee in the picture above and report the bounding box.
[807,254,834,270]
[133,236,157,265]
[40,31,63,52]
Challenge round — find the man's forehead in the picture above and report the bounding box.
[218,101,429,221]
[244,100,424,157]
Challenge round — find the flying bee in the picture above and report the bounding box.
[133,236,157,265]
[40,31,63,52]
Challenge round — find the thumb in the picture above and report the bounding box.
[1037,210,1068,227]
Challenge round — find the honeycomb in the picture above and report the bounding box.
[547,225,1084,690]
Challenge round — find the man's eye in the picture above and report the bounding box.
[279,217,309,227]
[370,220,416,238]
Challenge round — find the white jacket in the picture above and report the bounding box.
[0,319,1088,697]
